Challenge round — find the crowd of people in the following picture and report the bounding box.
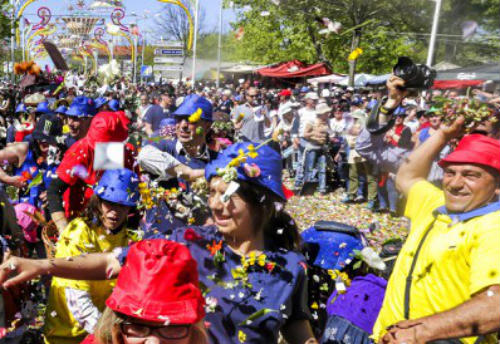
[0,64,498,344]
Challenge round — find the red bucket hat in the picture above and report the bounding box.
[439,134,500,174]
[106,239,205,325]
[278,89,292,97]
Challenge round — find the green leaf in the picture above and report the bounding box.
[27,173,43,191]
[352,260,362,270]
[238,308,277,326]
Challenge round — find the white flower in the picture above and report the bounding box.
[361,246,386,270]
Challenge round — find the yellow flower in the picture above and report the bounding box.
[241,256,249,268]
[188,108,203,123]
[238,330,247,343]
[248,251,256,266]
[257,254,266,267]
[187,217,195,224]
[311,302,319,309]
[348,47,363,61]
[236,113,245,122]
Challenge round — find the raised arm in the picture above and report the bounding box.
[0,252,121,289]
[395,116,464,196]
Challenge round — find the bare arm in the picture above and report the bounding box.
[395,117,464,196]
[143,122,153,136]
[0,252,121,289]
[381,285,500,344]
[282,319,318,344]
[0,143,28,187]
[303,123,314,140]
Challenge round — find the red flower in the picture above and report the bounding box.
[265,262,276,273]
[207,240,223,256]
[184,228,202,241]
[19,171,32,182]
[179,182,187,191]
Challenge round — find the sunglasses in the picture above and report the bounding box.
[247,94,257,98]
[121,322,190,340]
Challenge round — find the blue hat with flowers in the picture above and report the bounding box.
[394,106,406,116]
[93,168,139,207]
[55,105,67,115]
[173,94,213,122]
[66,96,96,117]
[205,141,285,200]
[36,101,52,114]
[15,103,27,113]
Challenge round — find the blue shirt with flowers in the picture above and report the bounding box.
[120,225,311,343]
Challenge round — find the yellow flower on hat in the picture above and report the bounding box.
[247,144,259,159]
[188,108,203,123]
[238,330,247,343]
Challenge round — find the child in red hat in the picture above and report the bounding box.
[81,239,207,344]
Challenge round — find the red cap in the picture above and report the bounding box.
[106,240,205,324]
[439,134,500,173]
[278,89,292,97]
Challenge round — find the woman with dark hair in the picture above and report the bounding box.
[1,143,318,344]
[43,169,140,344]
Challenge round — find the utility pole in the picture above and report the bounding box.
[191,0,199,88]
[10,0,16,82]
[215,0,223,88]
[426,0,442,67]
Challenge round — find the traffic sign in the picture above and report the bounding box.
[153,65,184,72]
[152,41,183,48]
[154,48,184,56]
[153,57,184,64]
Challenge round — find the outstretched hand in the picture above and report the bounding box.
[440,115,465,141]
[0,255,48,289]
[385,75,408,109]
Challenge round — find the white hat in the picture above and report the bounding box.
[346,86,354,92]
[223,89,232,96]
[321,89,331,98]
[279,104,293,116]
[175,96,185,108]
[305,92,319,100]
[315,103,332,115]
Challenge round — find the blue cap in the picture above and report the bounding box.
[234,95,242,102]
[205,142,285,200]
[173,94,213,122]
[93,169,139,207]
[36,101,52,114]
[300,86,310,93]
[66,96,96,117]
[55,105,67,114]
[159,117,176,127]
[394,106,406,116]
[94,97,108,109]
[15,103,27,113]
[366,99,378,111]
[108,99,120,112]
[301,224,363,270]
[351,96,363,106]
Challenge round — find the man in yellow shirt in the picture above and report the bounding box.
[372,76,500,344]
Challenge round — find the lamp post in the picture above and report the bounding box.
[215,0,223,88]
[426,0,442,67]
[10,0,15,82]
[191,0,199,88]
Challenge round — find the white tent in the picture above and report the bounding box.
[307,73,346,84]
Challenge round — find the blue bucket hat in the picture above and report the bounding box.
[93,168,139,207]
[301,221,363,270]
[394,106,406,117]
[66,96,96,117]
[36,101,52,114]
[205,141,285,200]
[55,105,67,115]
[15,103,27,113]
[300,86,310,93]
[351,96,363,106]
[94,97,108,110]
[108,99,120,111]
[173,94,213,122]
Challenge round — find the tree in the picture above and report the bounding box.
[154,0,207,55]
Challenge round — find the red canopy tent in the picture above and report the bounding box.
[257,60,331,78]
[432,80,484,90]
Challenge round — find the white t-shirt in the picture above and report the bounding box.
[329,118,348,137]
[298,107,317,137]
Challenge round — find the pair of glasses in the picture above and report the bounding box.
[121,322,190,340]
[247,94,257,98]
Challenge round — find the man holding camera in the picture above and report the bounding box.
[364,76,500,344]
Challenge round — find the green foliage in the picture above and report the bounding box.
[225,0,498,73]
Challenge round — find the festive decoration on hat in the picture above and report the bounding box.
[174,94,213,122]
[188,108,203,123]
[93,168,139,207]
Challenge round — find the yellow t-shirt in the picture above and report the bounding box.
[373,180,500,344]
[43,218,132,344]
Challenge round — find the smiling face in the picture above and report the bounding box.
[442,163,500,213]
[208,177,255,241]
[67,116,91,139]
[100,199,130,231]
[175,117,210,146]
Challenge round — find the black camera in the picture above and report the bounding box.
[393,57,436,89]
